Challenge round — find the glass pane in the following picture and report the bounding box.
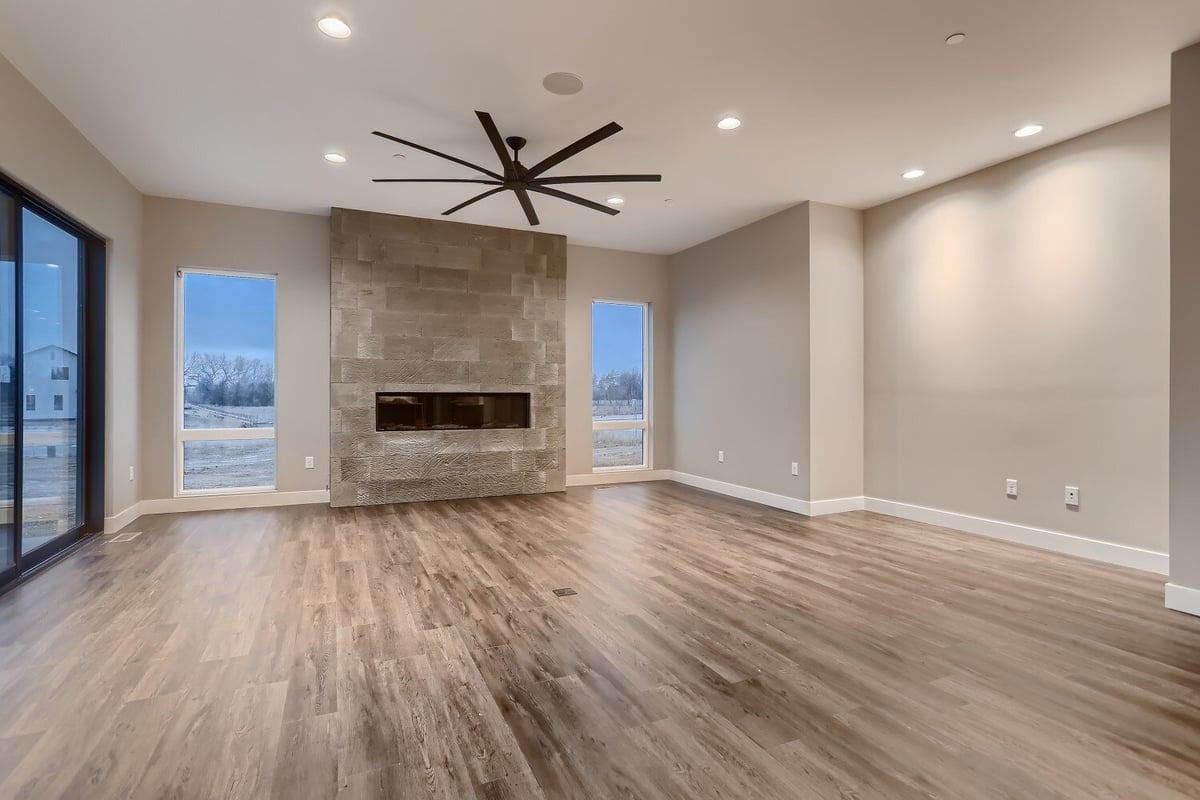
[22,208,81,553]
[182,273,276,430]
[183,439,276,491]
[592,301,645,421]
[0,191,14,570]
[592,429,645,469]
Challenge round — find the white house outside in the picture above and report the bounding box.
[21,345,77,421]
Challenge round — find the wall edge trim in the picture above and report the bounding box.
[1165,583,1200,617]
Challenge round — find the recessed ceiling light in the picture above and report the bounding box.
[902,168,926,180]
[606,195,625,205]
[324,152,347,164]
[543,72,584,96]
[1014,124,1044,138]
[717,117,742,131]
[317,15,351,39]
[945,32,967,46]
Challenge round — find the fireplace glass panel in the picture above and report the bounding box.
[376,392,530,431]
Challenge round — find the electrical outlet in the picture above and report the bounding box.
[305,456,315,469]
[129,465,135,482]
[1065,486,1079,507]
[718,450,725,463]
[1006,478,1018,497]
[791,462,799,476]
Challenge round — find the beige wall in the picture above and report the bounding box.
[809,202,865,502]
[865,108,1170,553]
[565,245,672,476]
[0,52,142,519]
[670,206,811,497]
[1171,45,1200,592]
[140,197,330,501]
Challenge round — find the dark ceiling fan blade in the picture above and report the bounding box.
[372,178,502,184]
[475,111,517,179]
[371,130,503,180]
[443,187,506,216]
[514,188,540,226]
[523,122,623,180]
[530,174,662,185]
[528,185,619,216]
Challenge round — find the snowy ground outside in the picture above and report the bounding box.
[593,429,644,468]
[182,405,276,490]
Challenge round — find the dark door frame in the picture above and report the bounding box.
[0,169,106,594]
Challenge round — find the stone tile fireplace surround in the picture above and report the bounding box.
[329,208,566,507]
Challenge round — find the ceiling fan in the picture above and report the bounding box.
[371,111,662,226]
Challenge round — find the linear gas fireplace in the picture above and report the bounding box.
[376,392,531,432]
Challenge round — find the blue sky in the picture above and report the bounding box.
[184,273,276,363]
[592,301,644,376]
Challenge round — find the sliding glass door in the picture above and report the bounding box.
[0,172,104,591]
[1,189,15,580]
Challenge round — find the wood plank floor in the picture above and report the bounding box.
[1,482,1199,799]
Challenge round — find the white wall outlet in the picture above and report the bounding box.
[718,450,725,463]
[305,456,315,469]
[1065,486,1080,507]
[129,465,135,482]
[1006,478,1018,497]
[791,462,800,476]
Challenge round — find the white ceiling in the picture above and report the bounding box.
[1,0,1198,255]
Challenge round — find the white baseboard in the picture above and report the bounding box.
[865,497,1169,575]
[567,470,672,487]
[137,489,330,517]
[1165,583,1200,617]
[104,502,142,533]
[667,471,864,517]
[669,471,814,515]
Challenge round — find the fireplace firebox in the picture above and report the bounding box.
[376,392,531,431]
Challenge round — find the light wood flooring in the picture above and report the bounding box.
[1,482,1199,799]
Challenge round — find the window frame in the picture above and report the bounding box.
[590,298,651,473]
[174,266,278,497]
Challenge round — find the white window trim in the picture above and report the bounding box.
[591,298,651,473]
[174,266,278,497]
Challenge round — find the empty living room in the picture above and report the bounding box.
[3,1,1200,798]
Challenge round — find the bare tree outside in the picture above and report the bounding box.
[591,368,644,420]
[184,352,275,412]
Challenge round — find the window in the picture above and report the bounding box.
[177,269,277,494]
[51,366,69,380]
[53,395,63,411]
[25,394,34,412]
[592,300,649,470]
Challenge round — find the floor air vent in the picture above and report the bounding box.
[552,588,578,597]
